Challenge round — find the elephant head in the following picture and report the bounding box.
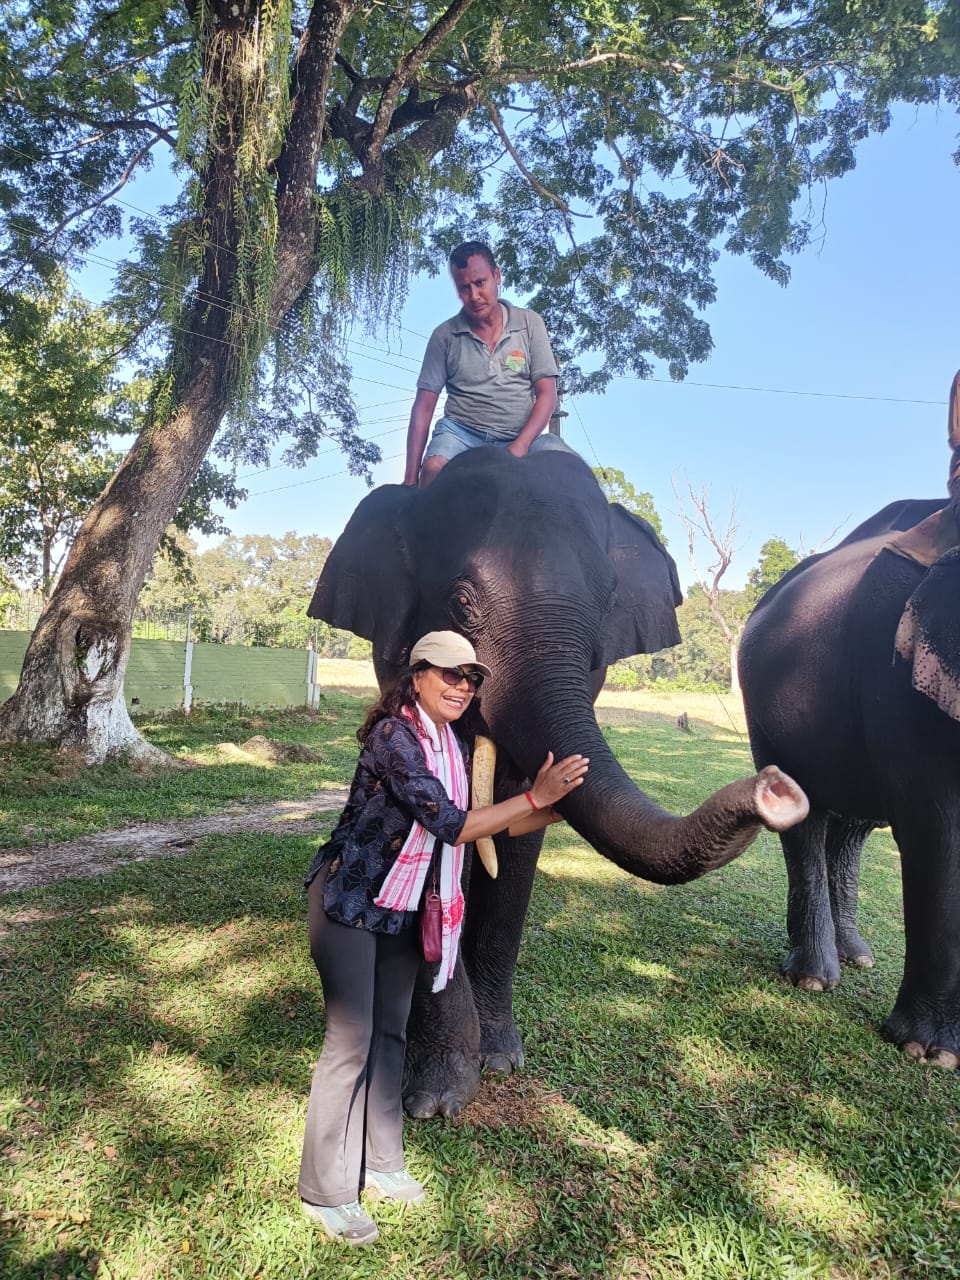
[309,448,807,883]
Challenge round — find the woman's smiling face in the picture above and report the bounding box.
[413,665,477,726]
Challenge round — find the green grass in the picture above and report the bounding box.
[1,699,958,1279]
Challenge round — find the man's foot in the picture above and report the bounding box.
[301,1199,379,1245]
[364,1167,426,1203]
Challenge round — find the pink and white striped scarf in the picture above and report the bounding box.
[374,708,468,992]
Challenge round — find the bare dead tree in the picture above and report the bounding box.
[796,518,848,559]
[673,474,746,695]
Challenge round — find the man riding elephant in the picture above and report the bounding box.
[403,241,577,488]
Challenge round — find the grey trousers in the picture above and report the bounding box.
[298,870,422,1207]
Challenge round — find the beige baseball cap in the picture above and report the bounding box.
[409,630,492,677]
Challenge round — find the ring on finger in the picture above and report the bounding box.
[563,775,570,784]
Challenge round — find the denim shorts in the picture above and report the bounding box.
[423,415,577,461]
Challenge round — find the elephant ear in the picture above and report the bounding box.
[308,484,418,666]
[894,544,960,722]
[596,502,683,668]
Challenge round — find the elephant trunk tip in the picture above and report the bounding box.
[753,766,809,832]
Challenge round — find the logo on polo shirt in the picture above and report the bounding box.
[504,349,527,373]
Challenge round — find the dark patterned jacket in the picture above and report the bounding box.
[305,716,469,934]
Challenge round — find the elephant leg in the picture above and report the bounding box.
[781,808,843,991]
[402,955,482,1119]
[826,816,875,968]
[881,808,960,1067]
[400,824,545,1117]
[461,827,545,1075]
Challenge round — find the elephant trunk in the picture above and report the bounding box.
[488,680,807,885]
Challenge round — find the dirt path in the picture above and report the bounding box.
[0,789,348,896]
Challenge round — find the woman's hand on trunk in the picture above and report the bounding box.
[529,751,589,809]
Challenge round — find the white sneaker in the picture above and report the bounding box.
[302,1198,379,1245]
[364,1167,426,1203]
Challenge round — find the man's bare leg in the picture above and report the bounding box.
[419,455,448,487]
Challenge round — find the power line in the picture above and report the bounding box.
[567,399,603,469]
[236,415,409,480]
[630,375,944,407]
[247,450,405,497]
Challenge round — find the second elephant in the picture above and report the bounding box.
[739,495,960,1068]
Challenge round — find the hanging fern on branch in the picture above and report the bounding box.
[174,0,294,405]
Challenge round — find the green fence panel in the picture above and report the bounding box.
[0,632,30,701]
[0,632,309,712]
[190,643,307,708]
[126,639,188,711]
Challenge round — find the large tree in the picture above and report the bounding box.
[0,0,956,759]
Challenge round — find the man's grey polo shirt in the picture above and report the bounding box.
[416,301,559,439]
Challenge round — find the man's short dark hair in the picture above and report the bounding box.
[449,241,497,272]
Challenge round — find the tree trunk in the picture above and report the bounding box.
[41,533,52,603]
[729,636,740,696]
[0,357,233,761]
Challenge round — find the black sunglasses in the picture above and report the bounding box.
[436,665,484,689]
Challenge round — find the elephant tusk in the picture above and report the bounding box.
[472,734,499,879]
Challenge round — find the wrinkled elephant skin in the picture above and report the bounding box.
[740,497,960,1068]
[311,449,810,1114]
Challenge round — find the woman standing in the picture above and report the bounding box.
[298,630,588,1245]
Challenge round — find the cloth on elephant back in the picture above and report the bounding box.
[894,544,960,722]
[374,707,467,991]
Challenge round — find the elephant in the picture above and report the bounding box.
[738,491,960,1068]
[309,446,809,1115]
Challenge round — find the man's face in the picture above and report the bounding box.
[451,254,501,325]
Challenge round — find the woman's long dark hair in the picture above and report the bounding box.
[357,662,483,745]
[357,667,424,744]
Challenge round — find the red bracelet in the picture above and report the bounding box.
[524,791,539,811]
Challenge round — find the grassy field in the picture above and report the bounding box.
[0,684,958,1279]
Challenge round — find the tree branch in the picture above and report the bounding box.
[492,50,820,99]
[385,87,477,168]
[483,95,573,220]
[365,0,478,167]
[673,473,742,645]
[52,113,179,153]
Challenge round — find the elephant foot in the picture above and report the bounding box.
[782,945,841,992]
[402,1048,481,1119]
[903,1042,960,1069]
[479,1019,525,1076]
[836,928,874,969]
[882,1007,960,1068]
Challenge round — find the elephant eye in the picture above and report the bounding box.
[449,582,480,626]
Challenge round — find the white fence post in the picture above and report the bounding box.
[183,609,194,713]
[306,643,320,708]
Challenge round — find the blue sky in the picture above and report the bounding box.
[83,102,960,591]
